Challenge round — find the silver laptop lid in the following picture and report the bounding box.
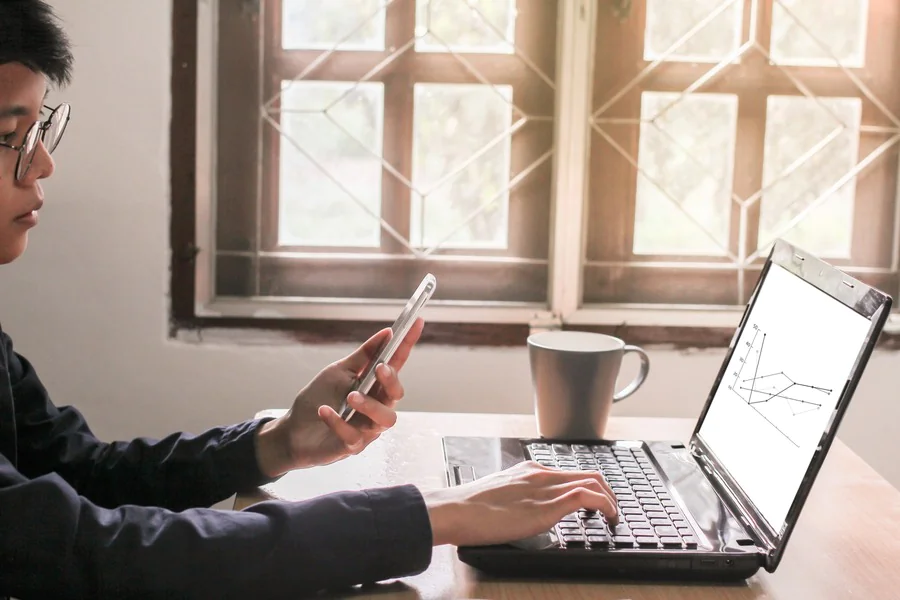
[689,239,891,573]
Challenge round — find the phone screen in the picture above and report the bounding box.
[340,273,436,420]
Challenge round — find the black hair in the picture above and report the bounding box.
[0,0,73,87]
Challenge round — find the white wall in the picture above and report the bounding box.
[2,0,898,493]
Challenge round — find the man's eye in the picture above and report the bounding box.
[0,132,15,144]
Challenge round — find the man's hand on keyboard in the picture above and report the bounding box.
[423,461,618,547]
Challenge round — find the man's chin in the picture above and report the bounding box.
[0,233,28,264]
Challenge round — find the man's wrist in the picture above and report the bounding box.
[423,489,459,547]
[254,416,292,479]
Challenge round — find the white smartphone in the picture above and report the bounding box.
[340,273,437,421]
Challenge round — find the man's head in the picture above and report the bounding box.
[0,0,73,264]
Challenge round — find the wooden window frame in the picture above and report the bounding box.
[585,0,900,307]
[170,0,900,349]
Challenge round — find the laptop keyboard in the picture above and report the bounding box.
[526,442,699,551]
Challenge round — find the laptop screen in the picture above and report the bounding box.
[696,261,872,533]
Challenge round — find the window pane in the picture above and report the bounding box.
[758,96,861,259]
[770,0,868,67]
[411,84,513,249]
[278,82,384,247]
[415,0,516,53]
[282,0,385,50]
[644,0,743,62]
[633,92,738,256]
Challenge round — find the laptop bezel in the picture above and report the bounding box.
[687,238,892,573]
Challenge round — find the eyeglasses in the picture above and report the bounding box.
[0,103,70,181]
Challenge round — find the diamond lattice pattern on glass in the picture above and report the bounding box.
[415,0,516,53]
[411,83,514,249]
[759,96,862,259]
[278,81,385,247]
[281,0,386,50]
[643,0,744,62]
[770,0,869,67]
[633,91,738,256]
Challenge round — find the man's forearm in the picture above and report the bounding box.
[0,457,433,599]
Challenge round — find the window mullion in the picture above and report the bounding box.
[548,0,596,323]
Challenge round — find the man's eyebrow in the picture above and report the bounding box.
[0,105,29,119]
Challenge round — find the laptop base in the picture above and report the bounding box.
[457,545,762,583]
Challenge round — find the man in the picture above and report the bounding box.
[0,1,618,598]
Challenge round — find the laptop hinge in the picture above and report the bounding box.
[690,441,778,558]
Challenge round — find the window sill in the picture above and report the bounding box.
[171,302,900,350]
[170,316,530,347]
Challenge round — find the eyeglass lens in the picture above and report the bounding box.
[16,104,70,180]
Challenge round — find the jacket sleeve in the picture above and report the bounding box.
[6,333,278,511]
[0,453,434,599]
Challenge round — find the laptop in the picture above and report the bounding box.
[441,238,892,582]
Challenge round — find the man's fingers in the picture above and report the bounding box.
[527,464,616,503]
[317,405,365,454]
[345,391,398,431]
[374,363,404,405]
[385,317,424,371]
[554,487,619,525]
[341,328,393,373]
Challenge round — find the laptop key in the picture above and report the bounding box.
[682,536,698,549]
[584,527,607,536]
[635,491,656,499]
[624,514,648,523]
[660,536,683,548]
[583,518,605,528]
[654,526,679,537]
[666,506,682,515]
[650,518,672,527]
[672,519,688,528]
[677,528,693,537]
[613,536,636,547]
[617,500,640,509]
[645,510,668,519]
[611,524,632,536]
[636,536,659,548]
[632,484,653,493]
[588,535,610,546]
[661,499,676,508]
[638,497,661,506]
[621,507,643,515]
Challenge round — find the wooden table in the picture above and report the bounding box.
[234,411,900,599]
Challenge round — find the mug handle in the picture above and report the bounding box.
[613,345,650,402]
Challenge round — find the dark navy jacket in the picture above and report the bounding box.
[0,329,433,599]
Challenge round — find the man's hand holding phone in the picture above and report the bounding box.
[254,317,425,477]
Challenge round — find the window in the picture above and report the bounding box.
[171,0,900,346]
[586,0,900,312]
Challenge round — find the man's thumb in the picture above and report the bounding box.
[342,327,393,373]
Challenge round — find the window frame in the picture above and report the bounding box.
[583,0,900,309]
[170,0,900,348]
